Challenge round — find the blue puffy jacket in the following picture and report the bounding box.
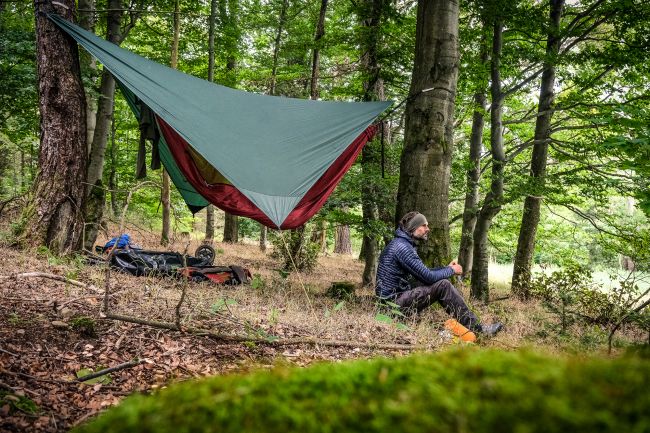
[375,228,454,299]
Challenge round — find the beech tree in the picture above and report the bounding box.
[396,0,460,267]
[19,0,87,253]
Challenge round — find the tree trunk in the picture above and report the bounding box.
[161,171,171,245]
[219,0,241,242]
[162,0,180,246]
[511,0,564,299]
[259,224,267,252]
[334,223,352,255]
[306,0,329,251]
[223,213,239,243]
[269,0,289,97]
[310,0,328,100]
[470,19,505,303]
[22,0,87,254]
[205,206,215,242]
[458,29,489,279]
[84,0,122,250]
[396,0,460,267]
[204,0,218,244]
[108,120,118,216]
[77,0,96,151]
[359,0,386,286]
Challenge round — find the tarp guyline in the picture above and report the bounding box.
[48,14,391,229]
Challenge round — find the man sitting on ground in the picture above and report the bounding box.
[376,211,503,336]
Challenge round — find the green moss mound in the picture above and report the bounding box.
[77,349,650,433]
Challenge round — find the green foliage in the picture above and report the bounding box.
[76,367,112,385]
[374,300,408,331]
[325,281,356,300]
[250,273,265,291]
[270,227,320,273]
[210,298,238,314]
[76,348,650,433]
[0,390,39,416]
[70,316,97,338]
[531,264,648,333]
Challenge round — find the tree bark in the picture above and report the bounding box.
[269,0,289,97]
[84,0,123,250]
[306,0,329,251]
[334,223,352,255]
[458,29,489,279]
[259,224,267,251]
[161,0,180,246]
[396,0,460,267]
[359,0,386,286]
[470,19,505,302]
[204,0,218,244]
[108,119,118,216]
[77,0,96,151]
[161,170,171,245]
[220,0,241,242]
[511,0,564,299]
[223,213,239,242]
[22,0,87,254]
[309,0,328,100]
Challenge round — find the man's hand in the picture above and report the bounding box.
[448,260,463,275]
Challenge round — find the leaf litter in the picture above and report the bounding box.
[0,241,454,432]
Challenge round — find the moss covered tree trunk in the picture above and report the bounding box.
[396,0,460,267]
[511,0,564,299]
[22,0,87,254]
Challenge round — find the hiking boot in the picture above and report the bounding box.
[479,322,503,337]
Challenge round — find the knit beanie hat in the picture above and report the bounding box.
[403,212,428,233]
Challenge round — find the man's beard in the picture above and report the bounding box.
[413,232,428,241]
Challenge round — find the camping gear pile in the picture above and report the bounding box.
[95,235,251,285]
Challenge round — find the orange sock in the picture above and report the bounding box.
[444,319,477,343]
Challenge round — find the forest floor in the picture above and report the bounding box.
[0,232,646,432]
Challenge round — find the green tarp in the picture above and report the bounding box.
[48,14,391,227]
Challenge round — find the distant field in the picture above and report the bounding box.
[488,262,650,295]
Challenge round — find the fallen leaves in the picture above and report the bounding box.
[0,244,407,432]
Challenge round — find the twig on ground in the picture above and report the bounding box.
[1,369,65,385]
[57,290,126,309]
[104,312,425,351]
[76,359,144,383]
[0,347,19,356]
[0,272,101,293]
[0,380,17,392]
[175,253,189,330]
[72,411,101,428]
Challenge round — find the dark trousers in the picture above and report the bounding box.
[394,279,480,331]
